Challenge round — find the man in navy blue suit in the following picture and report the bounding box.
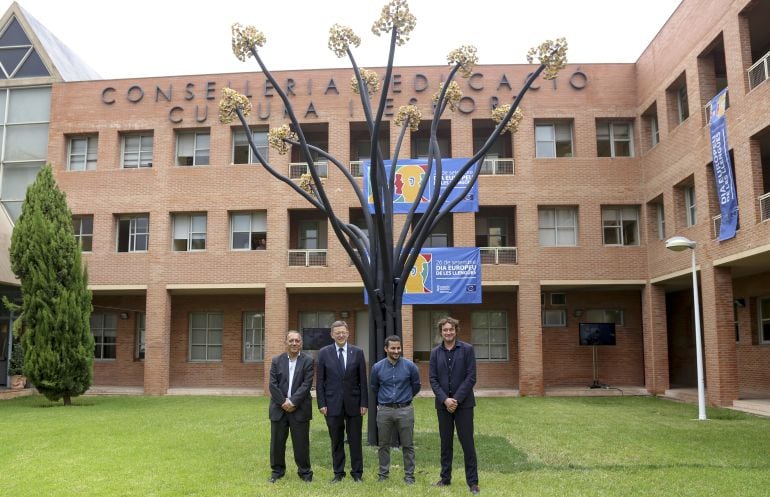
[316,320,369,483]
[429,317,479,495]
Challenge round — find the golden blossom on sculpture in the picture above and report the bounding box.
[371,0,416,46]
[491,104,523,135]
[268,125,298,155]
[231,23,266,62]
[395,105,421,132]
[351,68,381,96]
[299,172,324,195]
[447,45,478,78]
[218,88,251,124]
[526,37,568,80]
[328,24,361,58]
[432,81,462,112]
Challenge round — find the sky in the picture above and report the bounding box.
[7,0,682,79]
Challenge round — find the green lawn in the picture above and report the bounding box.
[1,395,768,497]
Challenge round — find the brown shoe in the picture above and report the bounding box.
[470,484,480,495]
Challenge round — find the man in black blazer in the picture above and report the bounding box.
[268,330,314,483]
[429,317,479,495]
[316,320,368,483]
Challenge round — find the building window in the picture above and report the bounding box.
[471,310,508,360]
[176,131,210,166]
[413,309,449,361]
[684,185,697,227]
[677,85,689,123]
[476,217,507,247]
[550,293,566,306]
[172,213,207,251]
[542,309,567,327]
[538,207,577,246]
[135,312,145,360]
[602,206,639,246]
[535,121,573,158]
[122,134,153,168]
[116,214,149,252]
[189,312,223,361]
[231,211,267,250]
[91,313,117,360]
[597,121,634,157]
[650,115,660,147]
[67,135,97,171]
[656,202,666,240]
[759,297,770,344]
[585,309,624,325]
[72,215,93,252]
[299,220,323,249]
[233,128,268,164]
[243,311,264,362]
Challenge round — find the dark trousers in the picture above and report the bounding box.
[437,407,478,486]
[325,413,364,478]
[270,415,312,480]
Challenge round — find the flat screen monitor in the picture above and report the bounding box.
[301,327,334,350]
[579,323,616,346]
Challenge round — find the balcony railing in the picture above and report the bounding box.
[288,249,327,267]
[760,192,770,222]
[479,158,514,175]
[349,161,364,177]
[748,51,770,91]
[479,246,518,265]
[289,161,328,179]
[704,89,729,124]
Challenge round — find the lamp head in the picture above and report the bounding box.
[665,236,696,252]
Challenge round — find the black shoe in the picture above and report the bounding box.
[301,476,313,483]
[433,479,451,487]
[352,476,363,483]
[378,475,388,482]
[405,477,415,485]
[331,476,344,484]
[470,484,480,495]
[268,476,282,483]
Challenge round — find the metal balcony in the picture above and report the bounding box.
[479,246,518,265]
[288,249,327,267]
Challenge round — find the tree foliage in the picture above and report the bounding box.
[8,165,93,405]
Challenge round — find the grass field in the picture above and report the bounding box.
[1,395,768,496]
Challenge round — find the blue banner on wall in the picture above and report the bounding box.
[708,88,738,241]
[364,158,479,214]
[402,247,481,304]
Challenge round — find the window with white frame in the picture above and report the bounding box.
[656,202,666,240]
[299,220,327,249]
[538,207,577,246]
[72,215,93,252]
[602,206,639,246]
[759,297,770,344]
[542,309,567,327]
[677,85,689,123]
[585,309,624,325]
[122,133,153,168]
[67,135,97,171]
[684,185,697,227]
[471,310,508,360]
[243,311,265,362]
[116,214,149,252]
[597,121,634,157]
[176,131,210,166]
[135,312,145,360]
[172,213,207,251]
[413,309,449,361]
[233,128,268,164]
[650,115,660,147]
[535,121,573,158]
[189,312,223,361]
[231,211,267,250]
[91,313,117,360]
[476,217,507,247]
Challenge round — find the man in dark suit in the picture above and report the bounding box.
[429,317,479,495]
[268,330,314,483]
[316,320,368,483]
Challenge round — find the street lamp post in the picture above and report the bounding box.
[665,235,707,420]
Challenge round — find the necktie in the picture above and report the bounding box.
[338,347,345,372]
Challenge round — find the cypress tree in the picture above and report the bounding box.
[9,165,93,405]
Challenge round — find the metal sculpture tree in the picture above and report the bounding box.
[221,0,566,441]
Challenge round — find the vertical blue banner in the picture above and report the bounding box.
[708,88,738,241]
[364,158,479,213]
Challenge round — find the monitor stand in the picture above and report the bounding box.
[589,345,608,389]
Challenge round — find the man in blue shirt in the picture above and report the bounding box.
[370,334,421,484]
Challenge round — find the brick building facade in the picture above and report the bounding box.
[1,0,769,407]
